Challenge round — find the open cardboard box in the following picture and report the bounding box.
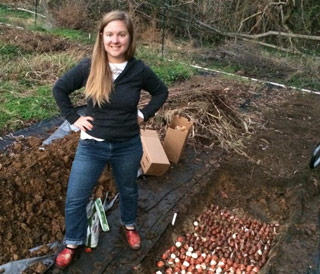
[140,129,170,176]
[163,115,193,164]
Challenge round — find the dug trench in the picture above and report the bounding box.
[138,154,320,274]
[0,75,320,274]
[137,92,320,274]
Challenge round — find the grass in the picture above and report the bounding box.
[259,50,320,91]
[0,83,57,134]
[153,61,194,85]
[137,45,195,85]
[0,3,42,29]
[0,3,33,20]
[51,28,94,44]
[191,42,320,92]
[287,77,320,91]
[0,39,86,135]
[0,42,21,57]
[208,63,241,74]
[0,3,92,43]
[4,86,56,120]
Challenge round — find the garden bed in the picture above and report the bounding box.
[0,75,320,274]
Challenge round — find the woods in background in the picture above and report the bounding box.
[2,0,320,53]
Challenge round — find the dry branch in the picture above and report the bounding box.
[194,18,320,42]
[0,22,24,30]
[240,37,302,54]
[143,84,254,157]
[133,1,319,55]
[13,7,46,18]
[237,11,262,33]
[231,30,320,41]
[191,19,320,54]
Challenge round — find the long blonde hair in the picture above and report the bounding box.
[85,11,136,107]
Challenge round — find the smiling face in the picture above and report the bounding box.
[102,20,130,63]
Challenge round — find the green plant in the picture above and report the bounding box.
[0,43,20,57]
[0,4,8,23]
[51,28,93,43]
[0,84,58,134]
[0,4,33,19]
[1,52,82,85]
[152,61,194,85]
[136,46,195,85]
[287,76,320,91]
[208,62,241,74]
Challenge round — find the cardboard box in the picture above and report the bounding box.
[140,129,170,176]
[163,115,193,164]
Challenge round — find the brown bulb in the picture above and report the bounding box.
[170,246,176,253]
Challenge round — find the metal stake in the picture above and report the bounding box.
[161,0,167,57]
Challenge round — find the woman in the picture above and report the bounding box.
[53,11,168,269]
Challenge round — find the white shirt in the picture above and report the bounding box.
[80,61,144,141]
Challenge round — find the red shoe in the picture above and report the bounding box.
[123,227,141,250]
[55,246,80,269]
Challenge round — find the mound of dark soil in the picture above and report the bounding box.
[0,132,116,266]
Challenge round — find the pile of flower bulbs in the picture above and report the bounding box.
[155,204,279,274]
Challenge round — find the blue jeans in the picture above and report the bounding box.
[64,135,143,246]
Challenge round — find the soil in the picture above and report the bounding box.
[139,90,320,274]
[0,131,118,265]
[0,26,91,54]
[0,73,320,273]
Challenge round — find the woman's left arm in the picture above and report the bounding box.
[140,65,169,121]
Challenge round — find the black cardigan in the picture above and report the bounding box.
[53,57,168,140]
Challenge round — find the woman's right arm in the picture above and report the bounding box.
[53,58,90,125]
